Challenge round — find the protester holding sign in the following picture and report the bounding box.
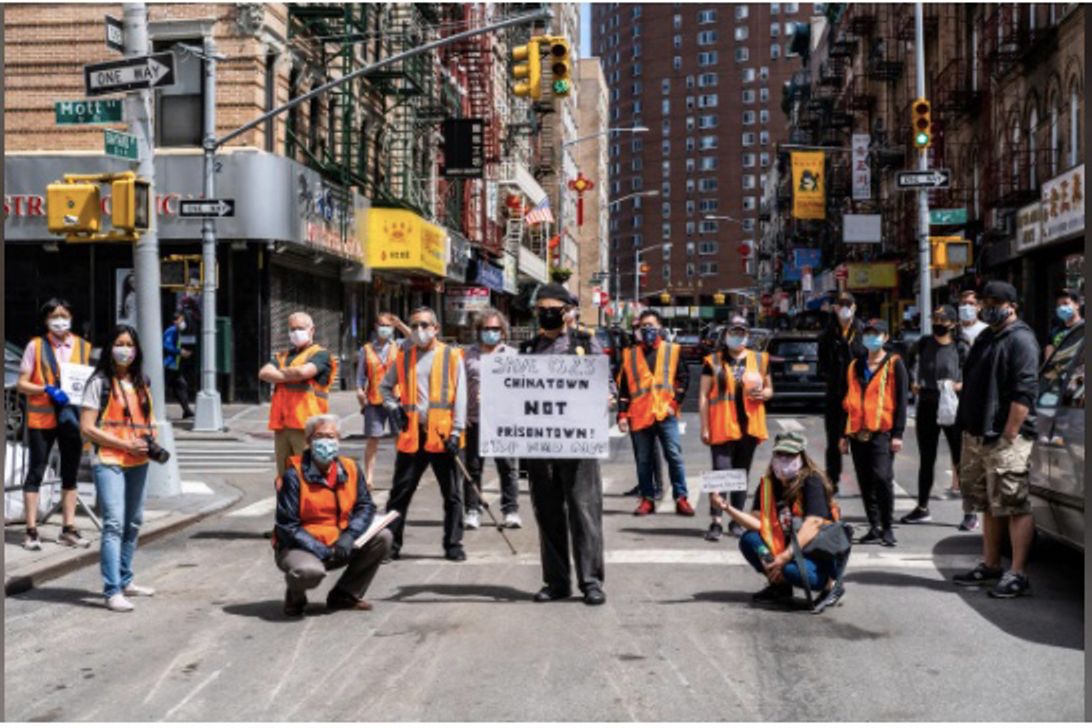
[699,315,772,541]
[518,284,611,606]
[16,298,93,551]
[618,310,694,517]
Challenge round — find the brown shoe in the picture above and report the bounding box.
[284,589,307,617]
[326,589,372,611]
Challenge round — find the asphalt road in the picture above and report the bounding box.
[4,378,1083,721]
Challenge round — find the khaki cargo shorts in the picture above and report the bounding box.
[959,433,1034,517]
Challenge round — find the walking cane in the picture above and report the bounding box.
[453,454,518,555]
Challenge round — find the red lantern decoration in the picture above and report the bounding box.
[505,193,523,210]
[567,172,596,227]
[737,244,752,257]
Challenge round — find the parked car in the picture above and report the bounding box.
[790,310,830,332]
[766,330,825,409]
[748,327,773,352]
[675,333,703,363]
[1029,324,1085,552]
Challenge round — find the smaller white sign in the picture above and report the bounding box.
[700,469,749,493]
[1015,202,1043,252]
[60,363,96,405]
[851,133,871,201]
[843,214,882,243]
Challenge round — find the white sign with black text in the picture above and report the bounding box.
[478,354,611,459]
[60,363,96,406]
[700,469,750,493]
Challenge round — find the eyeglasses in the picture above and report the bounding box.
[408,322,432,330]
[481,326,502,332]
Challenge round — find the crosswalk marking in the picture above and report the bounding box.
[776,418,805,432]
[176,439,275,475]
[225,496,277,519]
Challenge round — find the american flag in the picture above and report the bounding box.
[524,197,555,225]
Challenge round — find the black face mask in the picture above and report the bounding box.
[933,323,952,336]
[537,307,565,331]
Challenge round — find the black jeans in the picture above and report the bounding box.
[24,426,82,492]
[915,391,963,508]
[824,404,849,488]
[849,432,895,532]
[386,445,463,553]
[527,458,604,594]
[709,435,759,514]
[166,368,192,415]
[462,422,520,514]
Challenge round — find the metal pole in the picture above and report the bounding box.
[123,2,181,496]
[193,32,223,431]
[915,2,932,336]
[633,249,640,304]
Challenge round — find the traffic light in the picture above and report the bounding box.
[659,292,671,304]
[511,39,541,99]
[713,292,726,306]
[930,236,972,269]
[46,181,101,235]
[111,176,151,232]
[546,37,572,97]
[911,97,932,150]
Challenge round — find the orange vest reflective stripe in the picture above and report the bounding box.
[268,344,337,430]
[96,377,156,468]
[705,349,769,444]
[27,335,91,430]
[395,343,462,454]
[843,355,899,434]
[621,342,681,431]
[363,342,395,406]
[287,454,358,547]
[757,474,842,556]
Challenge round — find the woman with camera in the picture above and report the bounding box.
[79,325,161,612]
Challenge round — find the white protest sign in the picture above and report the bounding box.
[60,362,95,405]
[479,353,611,459]
[700,469,749,493]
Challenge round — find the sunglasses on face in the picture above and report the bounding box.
[408,322,432,330]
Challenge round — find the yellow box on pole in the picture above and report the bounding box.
[46,182,101,234]
[111,177,152,232]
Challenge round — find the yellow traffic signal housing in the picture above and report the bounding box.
[111,176,151,232]
[659,292,671,304]
[546,37,572,97]
[713,292,727,305]
[512,39,542,99]
[930,236,971,269]
[46,182,101,235]
[911,97,932,150]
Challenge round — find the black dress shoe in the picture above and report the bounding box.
[533,586,572,602]
[381,547,401,564]
[622,484,641,496]
[583,587,606,606]
[283,589,307,617]
[445,546,467,562]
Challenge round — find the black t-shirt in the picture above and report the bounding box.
[702,350,749,429]
[751,473,832,525]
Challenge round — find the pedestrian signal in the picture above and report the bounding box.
[112,177,151,232]
[46,182,100,235]
[511,39,541,100]
[912,98,932,150]
[930,236,971,269]
[547,37,572,97]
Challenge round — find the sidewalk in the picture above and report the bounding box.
[4,477,241,596]
[169,391,367,441]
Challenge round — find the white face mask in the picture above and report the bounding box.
[48,317,71,335]
[412,327,435,348]
[837,306,854,323]
[177,320,186,331]
[958,304,978,323]
[289,328,312,348]
[112,346,135,366]
[772,455,802,481]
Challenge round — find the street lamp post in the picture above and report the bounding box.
[634,242,672,304]
[704,214,759,317]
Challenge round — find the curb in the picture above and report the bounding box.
[4,484,244,597]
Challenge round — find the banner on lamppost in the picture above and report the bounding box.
[791,151,825,220]
[851,133,871,200]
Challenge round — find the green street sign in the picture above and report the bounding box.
[55,99,124,125]
[104,129,139,161]
[930,208,968,225]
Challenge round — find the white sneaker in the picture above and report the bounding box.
[465,510,481,530]
[123,584,156,597]
[105,594,135,612]
[504,512,523,529]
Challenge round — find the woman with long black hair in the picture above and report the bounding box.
[79,325,159,612]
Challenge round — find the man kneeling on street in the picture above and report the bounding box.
[273,414,392,616]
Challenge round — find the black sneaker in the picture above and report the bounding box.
[752,582,793,605]
[881,528,897,547]
[444,546,467,562]
[382,547,401,564]
[811,584,846,614]
[899,506,932,524]
[988,571,1030,599]
[653,488,665,502]
[533,586,572,602]
[858,528,883,544]
[703,522,724,542]
[622,484,641,496]
[727,521,745,538]
[958,514,980,531]
[953,561,1004,586]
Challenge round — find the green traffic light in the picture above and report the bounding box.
[915,131,929,147]
[553,79,570,94]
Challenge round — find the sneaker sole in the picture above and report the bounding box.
[987,588,1029,599]
[900,516,932,524]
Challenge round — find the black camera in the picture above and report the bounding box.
[143,435,171,464]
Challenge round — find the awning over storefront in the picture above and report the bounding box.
[366,208,447,278]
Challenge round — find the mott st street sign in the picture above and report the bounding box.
[84,53,176,96]
[896,169,951,189]
[55,99,124,125]
[178,199,236,218]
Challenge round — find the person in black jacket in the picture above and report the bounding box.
[952,281,1039,599]
[817,292,867,492]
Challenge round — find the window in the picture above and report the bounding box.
[699,220,718,233]
[633,62,642,76]
[698,51,718,66]
[686,241,697,256]
[698,9,716,24]
[686,179,696,193]
[742,68,756,83]
[686,96,695,111]
[662,160,671,175]
[760,87,770,102]
[699,178,718,191]
[632,5,641,18]
[698,72,718,87]
[632,158,643,172]
[698,94,718,108]
[686,75,695,90]
[631,176,644,191]
[736,5,749,20]
[662,202,671,217]
[633,195,645,210]
[662,120,671,134]
[661,139,670,155]
[632,81,643,95]
[743,110,756,125]
[632,214,643,228]
[156,38,204,147]
[785,23,796,35]
[699,199,719,212]
[743,153,756,167]
[698,114,717,129]
[673,13,682,29]
[633,100,643,114]
[686,221,696,235]
[771,22,781,37]
[686,158,696,172]
[771,43,781,59]
[1070,85,1080,167]
[700,262,719,276]
[759,66,769,80]
[699,135,718,150]
[662,181,671,195]
[760,130,770,145]
[771,3,780,14]
[735,26,749,41]
[743,174,756,189]
[760,109,770,123]
[664,264,673,279]
[685,137,696,152]
[760,152,770,167]
[687,263,697,277]
[686,116,696,131]
[698,30,718,46]
[673,34,682,49]
[661,223,672,238]
[673,56,683,71]
[742,219,756,232]
[742,132,756,146]
[785,3,799,13]
[686,200,696,215]
[633,42,642,58]
[662,79,671,95]
[743,89,756,103]
[632,138,643,152]
[699,241,718,255]
[700,157,717,171]
[633,233,643,246]
[760,174,768,187]
[735,48,750,62]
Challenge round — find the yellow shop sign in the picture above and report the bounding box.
[367,208,447,277]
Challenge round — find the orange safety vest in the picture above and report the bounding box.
[268,344,338,430]
[285,454,358,547]
[621,342,681,431]
[27,335,91,430]
[362,342,396,406]
[395,342,462,454]
[757,474,842,556]
[95,376,156,468]
[705,349,769,444]
[843,355,899,435]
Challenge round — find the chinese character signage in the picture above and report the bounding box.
[1041,164,1084,244]
[367,208,447,277]
[1015,202,1043,252]
[851,133,871,201]
[791,151,826,220]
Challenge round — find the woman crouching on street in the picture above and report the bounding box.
[80,325,159,612]
[711,432,845,612]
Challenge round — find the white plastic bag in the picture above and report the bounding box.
[937,379,958,426]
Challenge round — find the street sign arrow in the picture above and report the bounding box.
[84,52,176,96]
[896,169,951,189]
[178,199,236,218]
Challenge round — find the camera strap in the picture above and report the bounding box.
[112,376,147,434]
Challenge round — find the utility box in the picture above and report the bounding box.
[215,316,233,374]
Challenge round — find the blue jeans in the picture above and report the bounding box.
[739,530,834,592]
[632,415,688,500]
[93,464,150,598]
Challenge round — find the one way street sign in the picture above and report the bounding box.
[178,199,236,218]
[84,53,176,97]
[896,169,951,189]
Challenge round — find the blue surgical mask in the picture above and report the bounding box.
[1057,304,1076,322]
[480,330,502,346]
[311,437,339,464]
[863,334,885,353]
[726,334,747,350]
[958,304,978,322]
[377,325,394,340]
[640,328,660,347]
